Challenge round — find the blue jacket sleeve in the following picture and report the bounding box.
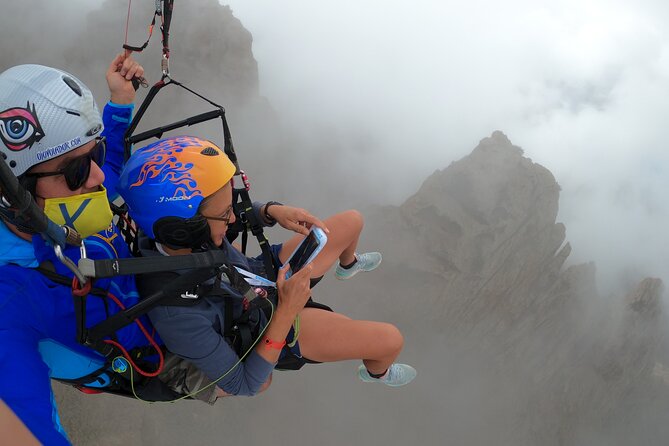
[0,285,71,446]
[252,201,277,227]
[149,307,274,396]
[101,101,134,201]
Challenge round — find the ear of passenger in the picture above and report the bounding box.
[116,136,236,251]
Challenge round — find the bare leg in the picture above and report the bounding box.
[279,210,363,278]
[296,308,404,375]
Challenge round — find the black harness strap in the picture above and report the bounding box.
[78,249,228,278]
[37,264,113,345]
[86,266,220,353]
[53,366,111,388]
[131,257,269,357]
[121,64,278,281]
[34,264,172,397]
[233,187,277,282]
[160,0,174,60]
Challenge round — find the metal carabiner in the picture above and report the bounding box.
[54,243,88,287]
[239,170,251,191]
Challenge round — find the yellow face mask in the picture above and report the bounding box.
[43,186,113,239]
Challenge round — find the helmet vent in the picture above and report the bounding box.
[200,147,219,156]
[62,76,82,97]
[66,110,81,116]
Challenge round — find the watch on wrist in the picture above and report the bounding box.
[263,201,282,225]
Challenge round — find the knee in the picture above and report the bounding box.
[341,209,364,233]
[379,323,404,356]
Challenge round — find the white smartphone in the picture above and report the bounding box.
[284,227,328,278]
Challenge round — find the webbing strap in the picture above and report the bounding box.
[86,256,261,348]
[86,266,220,348]
[78,249,228,278]
[234,189,277,282]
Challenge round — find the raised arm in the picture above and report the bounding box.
[102,52,144,197]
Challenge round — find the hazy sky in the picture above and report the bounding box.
[223,0,669,291]
[2,3,666,444]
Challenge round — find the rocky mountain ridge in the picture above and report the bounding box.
[358,130,667,444]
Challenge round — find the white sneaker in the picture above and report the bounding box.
[358,363,417,387]
[335,252,382,280]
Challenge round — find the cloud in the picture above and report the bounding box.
[224,0,669,291]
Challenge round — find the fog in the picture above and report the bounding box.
[3,0,666,290]
[2,1,669,445]
[224,0,669,292]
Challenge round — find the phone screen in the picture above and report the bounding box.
[288,230,320,273]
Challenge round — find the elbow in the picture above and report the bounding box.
[248,374,272,396]
[257,374,272,394]
[219,373,273,397]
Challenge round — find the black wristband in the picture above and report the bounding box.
[263,201,282,225]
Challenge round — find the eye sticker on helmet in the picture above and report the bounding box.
[0,102,45,152]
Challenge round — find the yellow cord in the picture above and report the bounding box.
[127,298,275,404]
[287,314,300,348]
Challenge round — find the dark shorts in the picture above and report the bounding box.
[246,243,283,276]
[248,243,333,370]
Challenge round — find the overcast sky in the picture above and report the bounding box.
[223,0,669,292]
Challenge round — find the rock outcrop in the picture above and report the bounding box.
[359,131,667,445]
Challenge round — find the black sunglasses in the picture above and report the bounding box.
[201,205,234,225]
[26,137,106,191]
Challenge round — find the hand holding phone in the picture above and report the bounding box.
[276,263,313,316]
[284,227,328,278]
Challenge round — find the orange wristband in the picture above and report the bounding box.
[262,336,286,350]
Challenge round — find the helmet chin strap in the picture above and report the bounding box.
[0,157,68,247]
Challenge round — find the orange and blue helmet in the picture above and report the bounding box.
[117,135,236,239]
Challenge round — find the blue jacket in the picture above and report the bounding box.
[0,103,151,446]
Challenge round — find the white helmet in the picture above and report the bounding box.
[0,64,103,177]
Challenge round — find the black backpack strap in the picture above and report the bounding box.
[136,271,204,307]
[232,188,277,282]
[85,266,220,353]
